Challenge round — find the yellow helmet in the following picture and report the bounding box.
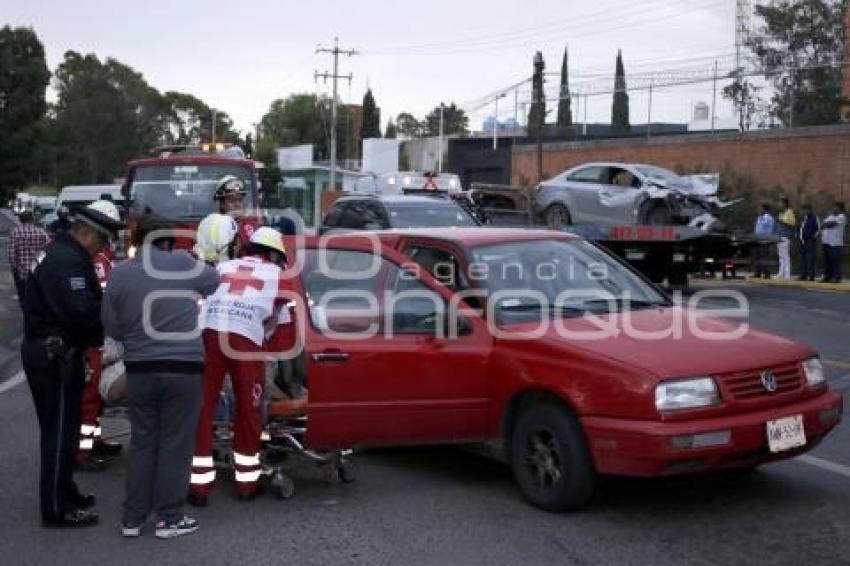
[196,213,239,262]
[249,226,286,256]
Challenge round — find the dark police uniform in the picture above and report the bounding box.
[22,232,104,524]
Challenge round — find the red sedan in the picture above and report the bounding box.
[284,228,842,511]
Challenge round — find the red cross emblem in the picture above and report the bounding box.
[222,265,263,296]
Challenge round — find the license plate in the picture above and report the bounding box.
[672,253,686,263]
[766,415,806,453]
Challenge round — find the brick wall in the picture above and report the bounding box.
[512,125,850,201]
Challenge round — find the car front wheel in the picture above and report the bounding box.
[510,403,595,511]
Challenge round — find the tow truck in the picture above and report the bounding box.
[120,143,261,250]
[467,183,771,287]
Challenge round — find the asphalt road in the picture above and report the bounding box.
[0,213,848,566]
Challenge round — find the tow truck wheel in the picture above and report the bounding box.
[544,204,572,230]
[510,404,595,512]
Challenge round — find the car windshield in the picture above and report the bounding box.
[471,239,670,324]
[634,165,679,182]
[386,202,478,228]
[129,163,255,219]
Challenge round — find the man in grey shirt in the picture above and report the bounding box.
[102,215,219,539]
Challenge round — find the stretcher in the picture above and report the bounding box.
[211,360,355,500]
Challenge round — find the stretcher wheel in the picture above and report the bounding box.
[271,472,295,500]
[338,461,356,484]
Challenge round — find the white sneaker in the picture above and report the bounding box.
[121,522,142,537]
[155,516,199,539]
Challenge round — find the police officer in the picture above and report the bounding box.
[22,200,124,527]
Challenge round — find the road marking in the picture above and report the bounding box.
[796,455,850,479]
[824,359,850,370]
[0,370,24,394]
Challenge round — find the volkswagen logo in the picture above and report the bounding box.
[761,370,778,392]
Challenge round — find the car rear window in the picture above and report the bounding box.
[386,202,477,228]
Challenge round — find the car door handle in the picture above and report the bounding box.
[312,351,350,363]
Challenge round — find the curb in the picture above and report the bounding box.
[743,277,850,293]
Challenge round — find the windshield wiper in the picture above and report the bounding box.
[497,303,586,317]
[580,297,669,312]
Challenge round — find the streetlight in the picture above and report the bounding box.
[493,93,507,150]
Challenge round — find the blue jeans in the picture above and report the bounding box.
[800,240,817,280]
[822,245,843,282]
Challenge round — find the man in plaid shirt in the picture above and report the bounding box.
[8,210,50,302]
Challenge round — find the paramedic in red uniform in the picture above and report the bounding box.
[188,227,295,505]
[76,249,122,469]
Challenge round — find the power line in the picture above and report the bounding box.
[363,0,727,57]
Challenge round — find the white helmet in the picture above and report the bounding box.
[76,199,124,238]
[196,213,239,262]
[249,226,286,256]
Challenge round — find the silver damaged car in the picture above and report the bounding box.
[535,162,737,231]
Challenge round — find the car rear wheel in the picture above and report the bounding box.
[544,204,572,229]
[644,204,672,225]
[510,404,595,511]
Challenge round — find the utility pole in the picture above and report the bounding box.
[647,79,653,139]
[583,93,588,137]
[315,37,357,226]
[493,93,506,150]
[711,60,718,134]
[532,51,545,182]
[438,102,444,172]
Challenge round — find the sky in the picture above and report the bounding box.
[3,0,740,134]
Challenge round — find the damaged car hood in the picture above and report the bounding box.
[645,173,738,208]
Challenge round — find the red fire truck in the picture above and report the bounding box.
[121,144,262,250]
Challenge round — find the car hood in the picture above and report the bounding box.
[503,306,813,379]
[647,173,719,196]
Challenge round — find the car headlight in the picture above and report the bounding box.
[402,175,412,186]
[387,176,396,185]
[802,357,826,388]
[655,377,720,411]
[127,245,137,259]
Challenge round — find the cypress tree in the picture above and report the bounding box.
[612,49,630,135]
[556,46,572,130]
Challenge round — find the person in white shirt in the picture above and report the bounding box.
[821,202,846,283]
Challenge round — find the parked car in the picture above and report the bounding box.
[320,194,479,233]
[535,162,737,231]
[287,228,842,511]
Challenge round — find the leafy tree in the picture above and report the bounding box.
[161,92,237,145]
[425,103,469,136]
[528,51,546,135]
[360,88,381,140]
[0,26,50,197]
[723,77,766,130]
[256,95,349,166]
[395,112,423,138]
[749,0,846,126]
[52,51,143,184]
[612,50,630,134]
[556,46,572,129]
[385,119,397,138]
